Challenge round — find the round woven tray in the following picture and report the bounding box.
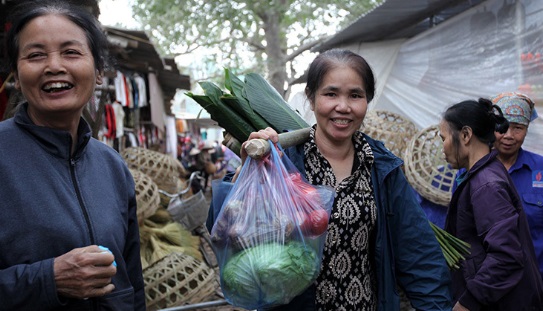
[129,168,160,225]
[362,110,418,160]
[143,252,218,311]
[404,124,457,206]
[121,147,186,193]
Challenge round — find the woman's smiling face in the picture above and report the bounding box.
[14,14,101,125]
[312,65,368,144]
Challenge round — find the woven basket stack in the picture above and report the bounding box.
[129,168,161,226]
[122,148,223,310]
[143,252,217,311]
[404,125,457,206]
[122,147,187,194]
[362,110,418,161]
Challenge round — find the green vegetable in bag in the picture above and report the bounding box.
[221,241,319,308]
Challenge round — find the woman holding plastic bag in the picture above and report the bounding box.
[209,49,452,311]
[210,140,335,310]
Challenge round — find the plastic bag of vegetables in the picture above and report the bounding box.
[210,141,334,310]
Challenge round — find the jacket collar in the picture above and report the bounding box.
[510,148,533,172]
[363,132,403,185]
[14,103,92,160]
[454,149,498,192]
[467,149,498,176]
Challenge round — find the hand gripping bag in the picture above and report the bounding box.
[210,141,334,310]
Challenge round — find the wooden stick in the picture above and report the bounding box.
[245,127,311,159]
[222,128,311,159]
[222,132,242,156]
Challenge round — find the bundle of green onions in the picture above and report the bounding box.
[430,222,471,269]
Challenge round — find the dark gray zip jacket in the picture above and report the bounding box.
[0,104,145,310]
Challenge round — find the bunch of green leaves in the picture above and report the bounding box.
[430,222,471,270]
[186,68,309,150]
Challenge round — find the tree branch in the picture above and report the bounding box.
[245,39,266,52]
[286,35,329,62]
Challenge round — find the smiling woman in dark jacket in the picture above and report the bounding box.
[212,49,451,311]
[0,1,145,309]
[440,98,543,311]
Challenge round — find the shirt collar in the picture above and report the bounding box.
[304,124,374,171]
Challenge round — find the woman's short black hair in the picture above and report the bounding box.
[305,49,376,104]
[6,0,109,73]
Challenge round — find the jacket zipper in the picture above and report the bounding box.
[70,158,98,310]
[70,158,96,244]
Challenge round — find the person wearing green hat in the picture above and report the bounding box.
[491,92,543,281]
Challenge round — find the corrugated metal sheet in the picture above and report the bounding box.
[315,0,486,51]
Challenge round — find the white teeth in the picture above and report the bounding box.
[333,119,350,125]
[43,82,71,90]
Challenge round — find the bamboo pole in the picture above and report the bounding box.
[222,128,311,159]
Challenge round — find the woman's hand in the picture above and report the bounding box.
[54,245,117,299]
[240,127,279,162]
[233,127,279,182]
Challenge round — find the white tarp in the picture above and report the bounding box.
[289,0,543,154]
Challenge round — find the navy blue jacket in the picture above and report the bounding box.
[209,134,452,311]
[0,104,145,310]
[446,150,543,310]
[283,134,451,311]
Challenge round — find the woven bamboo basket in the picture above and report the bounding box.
[404,124,457,206]
[129,168,160,225]
[143,252,218,311]
[121,147,186,194]
[361,110,418,161]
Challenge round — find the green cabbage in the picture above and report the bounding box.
[221,241,319,309]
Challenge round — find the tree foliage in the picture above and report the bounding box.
[132,0,382,97]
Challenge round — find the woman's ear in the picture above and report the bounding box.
[309,99,315,111]
[13,72,20,90]
[96,70,103,85]
[461,126,472,143]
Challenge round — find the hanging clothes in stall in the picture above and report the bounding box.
[148,72,165,131]
[114,71,127,107]
[111,100,125,139]
[133,73,148,107]
[103,103,117,140]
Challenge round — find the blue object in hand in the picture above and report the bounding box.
[98,245,117,267]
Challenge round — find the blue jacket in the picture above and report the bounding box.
[0,104,146,310]
[209,134,452,311]
[446,150,543,311]
[283,134,452,311]
[505,148,543,280]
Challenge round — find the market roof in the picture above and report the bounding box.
[315,0,485,51]
[105,26,191,111]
